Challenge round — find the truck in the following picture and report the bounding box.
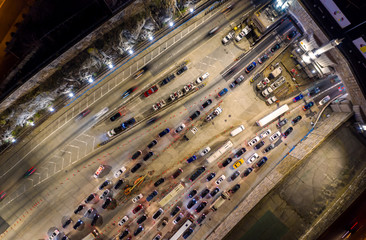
[268,67,282,80]
[183,127,198,141]
[210,192,230,211]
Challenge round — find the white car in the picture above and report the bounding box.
[196,72,209,84]
[246,153,259,164]
[152,100,166,111]
[49,229,60,240]
[269,131,281,142]
[175,123,186,133]
[235,31,246,42]
[118,216,129,226]
[206,107,223,121]
[262,87,274,97]
[257,78,270,90]
[132,193,143,203]
[215,175,226,185]
[266,96,277,105]
[260,129,271,139]
[319,95,331,105]
[248,136,260,147]
[222,32,234,45]
[114,166,126,178]
[200,146,211,156]
[94,165,105,178]
[94,107,109,120]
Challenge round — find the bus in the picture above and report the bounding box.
[158,182,185,207]
[206,140,233,163]
[169,219,194,240]
[256,104,289,127]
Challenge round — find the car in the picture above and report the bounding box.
[74,204,85,214]
[132,204,143,214]
[271,43,281,52]
[154,178,165,187]
[153,209,164,220]
[187,155,197,163]
[99,180,111,190]
[189,167,206,181]
[122,87,136,98]
[338,85,345,91]
[260,129,271,139]
[256,157,268,168]
[263,144,275,153]
[114,166,127,178]
[147,139,158,148]
[187,199,197,209]
[233,159,244,169]
[73,219,83,230]
[235,31,246,42]
[153,234,162,240]
[266,96,278,105]
[146,190,158,202]
[257,78,270,90]
[137,215,147,224]
[258,54,269,64]
[303,102,314,111]
[243,168,253,177]
[195,201,207,213]
[110,112,122,121]
[218,88,228,97]
[172,168,183,179]
[94,165,105,178]
[177,65,188,75]
[293,94,304,102]
[283,127,293,138]
[189,111,201,120]
[153,100,166,111]
[201,99,213,109]
[62,218,72,228]
[245,62,257,73]
[131,163,142,173]
[254,140,265,150]
[308,87,320,96]
[196,72,210,84]
[175,124,186,133]
[222,157,233,167]
[131,150,142,160]
[102,197,112,209]
[159,128,170,137]
[91,214,100,226]
[210,187,220,197]
[100,189,111,200]
[119,228,129,239]
[144,85,158,97]
[134,226,144,236]
[85,193,96,203]
[291,115,302,125]
[269,131,281,142]
[0,191,6,201]
[85,207,95,216]
[132,193,143,203]
[229,184,241,194]
[247,153,259,164]
[114,179,124,189]
[143,151,154,161]
[183,228,194,239]
[229,75,244,88]
[118,216,129,226]
[231,171,240,181]
[173,213,184,224]
[233,148,246,158]
[24,166,36,177]
[200,146,211,156]
[200,189,210,198]
[78,109,91,119]
[160,74,175,86]
[121,117,136,129]
[287,30,297,40]
[248,136,260,147]
[276,118,288,128]
[208,26,220,35]
[222,32,234,45]
[215,175,226,185]
[319,95,331,105]
[188,189,197,198]
[170,206,181,217]
[206,172,216,181]
[197,214,206,224]
[250,73,261,83]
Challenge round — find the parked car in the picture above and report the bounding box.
[102,197,112,209]
[170,206,181,217]
[73,219,83,230]
[258,54,269,64]
[146,190,158,202]
[154,178,165,187]
[230,171,240,181]
[218,88,228,97]
[132,193,143,203]
[210,187,220,197]
[62,218,72,228]
[91,214,100,226]
[143,151,154,161]
[243,168,253,177]
[230,75,244,88]
[118,216,129,226]
[121,117,136,129]
[175,124,186,133]
[197,214,206,224]
[246,153,259,164]
[147,139,158,148]
[195,201,207,213]
[188,189,197,198]
[183,228,194,239]
[159,128,170,137]
[263,144,275,153]
[271,43,281,52]
[234,148,246,158]
[173,213,184,224]
[287,30,297,40]
[119,228,129,239]
[114,166,127,178]
[144,85,158,97]
[303,102,314,111]
[293,94,304,102]
[177,66,188,75]
[131,163,142,173]
[110,112,122,121]
[291,115,302,125]
[85,193,96,203]
[172,168,183,179]
[187,198,197,209]
[153,208,164,219]
[215,175,226,185]
[189,167,206,181]
[132,150,142,160]
[256,157,268,168]
[269,131,281,142]
[233,159,244,169]
[196,72,209,84]
[187,155,197,163]
[283,127,293,138]
[114,179,124,189]
[222,32,234,45]
[160,74,175,86]
[74,204,85,214]
[93,165,105,178]
[276,118,288,128]
[134,226,144,236]
[200,189,210,198]
[200,146,211,156]
[206,173,216,182]
[100,189,111,200]
[260,129,271,139]
[222,157,233,167]
[254,140,265,150]
[245,62,257,73]
[201,99,213,109]
[132,204,143,214]
[189,111,201,120]
[99,180,111,190]
[137,215,147,224]
[248,136,260,147]
[229,184,240,194]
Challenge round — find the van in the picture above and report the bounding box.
[230,125,245,137]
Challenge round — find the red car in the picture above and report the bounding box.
[144,86,158,97]
[132,204,143,214]
[24,167,36,177]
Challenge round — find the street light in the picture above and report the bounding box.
[68,92,74,98]
[189,8,194,13]
[128,49,134,55]
[169,21,174,27]
[148,35,154,41]
[88,77,94,83]
[49,107,55,112]
[108,63,113,69]
[11,138,16,143]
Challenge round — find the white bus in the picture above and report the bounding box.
[169,219,194,240]
[256,104,289,127]
[206,140,233,163]
[158,182,185,207]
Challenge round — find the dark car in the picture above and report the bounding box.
[283,127,293,138]
[291,115,302,125]
[73,219,83,230]
[132,204,143,214]
[276,118,288,128]
[172,168,183,179]
[271,43,281,52]
[102,197,112,209]
[170,206,181,217]
[137,215,147,224]
[189,111,201,120]
[230,171,240,181]
[122,87,136,99]
[183,228,194,239]
[189,167,206,181]
[262,144,275,154]
[24,167,36,177]
[153,209,164,219]
[222,157,233,167]
[110,112,122,121]
[143,152,154,161]
[234,148,246,158]
[218,88,228,97]
[195,201,207,213]
[229,184,240,194]
[197,214,206,224]
[303,102,314,111]
[256,157,268,168]
[293,94,304,102]
[188,189,197,198]
[187,199,197,209]
[114,179,124,189]
[245,62,257,73]
[258,54,269,64]
[131,163,142,173]
[154,178,165,187]
[243,167,253,177]
[160,74,175,86]
[159,128,170,137]
[187,155,197,163]
[119,229,129,239]
[146,190,158,202]
[74,204,85,214]
[85,193,96,203]
[201,99,213,109]
[91,214,100,226]
[99,180,110,190]
[62,218,72,228]
[206,172,216,182]
[200,189,210,198]
[177,66,188,75]
[308,87,320,96]
[287,30,297,40]
[132,150,142,160]
[254,140,265,150]
[229,75,244,88]
[147,140,158,148]
[134,226,144,236]
[210,187,220,197]
[144,85,158,97]
[121,118,136,129]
